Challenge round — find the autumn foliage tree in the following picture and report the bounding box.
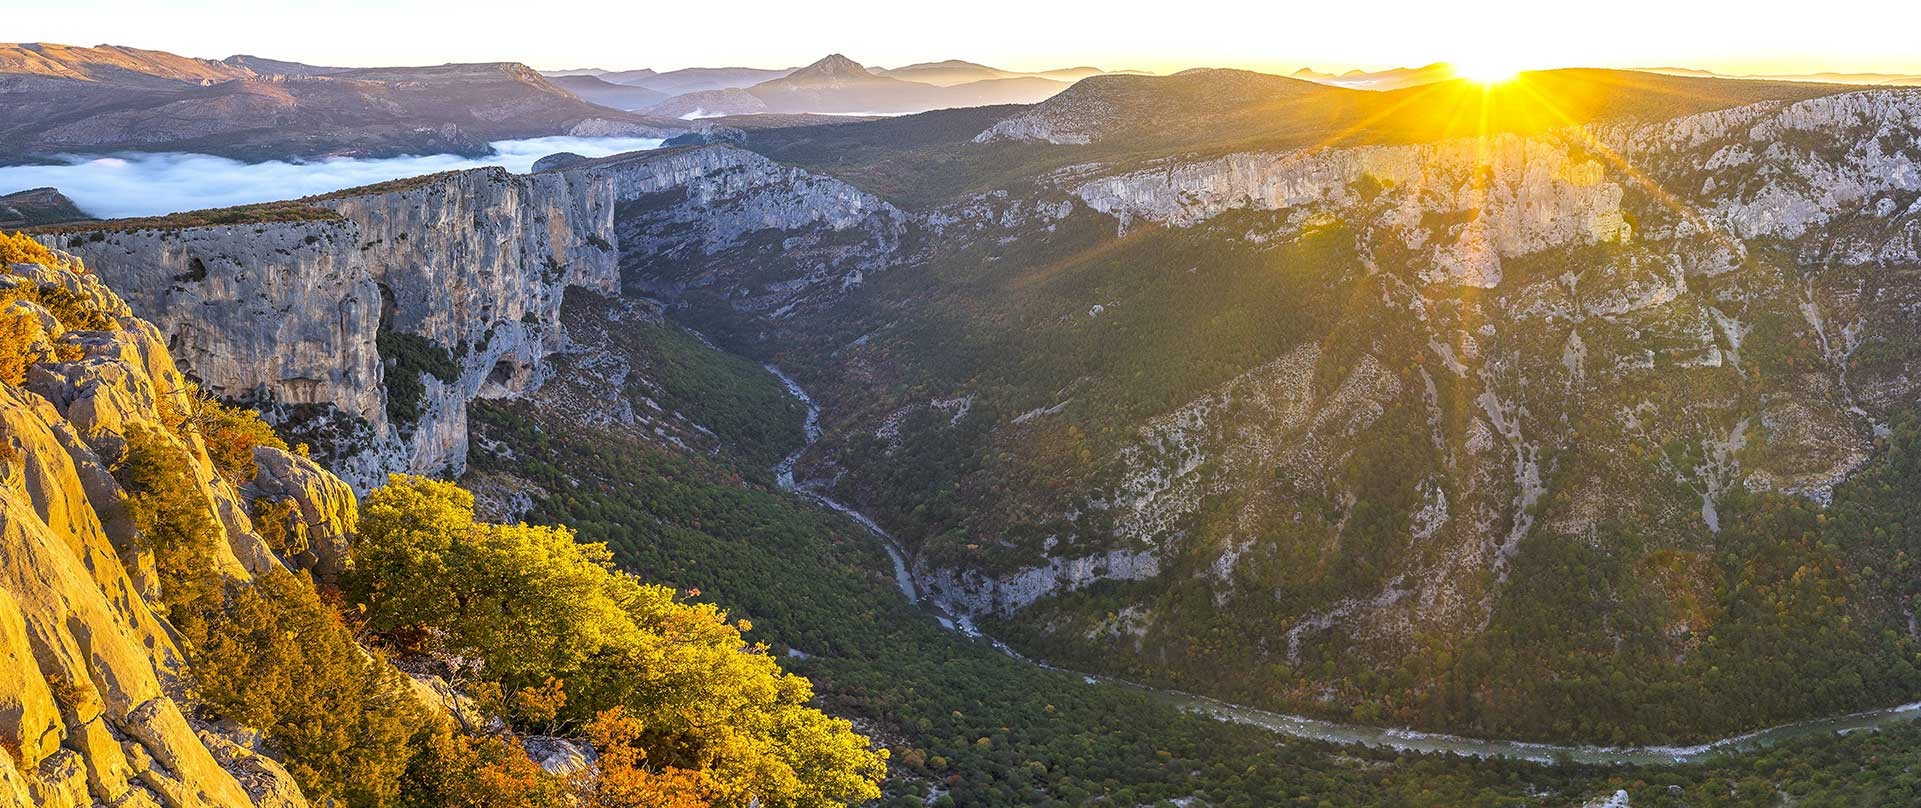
[573,706,716,808]
[181,383,290,483]
[346,476,887,808]
[0,230,58,267]
[408,728,566,808]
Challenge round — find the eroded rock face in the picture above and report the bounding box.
[1077,135,1630,288]
[920,547,1162,618]
[33,146,895,491]
[1072,90,1921,290]
[248,446,358,583]
[583,145,896,232]
[522,736,595,776]
[0,251,317,807]
[40,166,618,491]
[34,149,887,493]
[565,145,907,315]
[946,91,1921,654]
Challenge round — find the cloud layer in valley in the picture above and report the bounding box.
[0,136,664,220]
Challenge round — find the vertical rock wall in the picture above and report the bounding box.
[39,167,617,490]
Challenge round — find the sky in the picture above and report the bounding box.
[14,0,1921,77]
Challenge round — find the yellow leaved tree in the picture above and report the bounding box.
[348,476,886,808]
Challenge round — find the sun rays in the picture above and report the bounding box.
[1451,58,1526,86]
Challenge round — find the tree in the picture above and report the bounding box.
[573,706,715,808]
[182,384,289,483]
[512,677,570,735]
[0,231,58,267]
[348,476,887,808]
[184,571,426,807]
[116,424,224,616]
[408,727,565,808]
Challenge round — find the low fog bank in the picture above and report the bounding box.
[0,136,664,220]
[680,109,910,119]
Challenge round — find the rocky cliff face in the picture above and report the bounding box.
[0,248,353,807]
[1076,134,1631,288]
[917,91,1921,623]
[33,145,904,490]
[1076,90,1921,263]
[575,144,900,237]
[567,145,906,314]
[40,166,618,490]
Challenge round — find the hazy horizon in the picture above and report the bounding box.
[17,0,1921,78]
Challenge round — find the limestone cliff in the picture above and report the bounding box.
[0,248,342,807]
[1072,90,1921,286]
[906,92,1921,625]
[911,92,1921,658]
[559,145,906,313]
[39,167,617,490]
[31,146,888,491]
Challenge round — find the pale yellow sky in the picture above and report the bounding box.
[19,0,1921,77]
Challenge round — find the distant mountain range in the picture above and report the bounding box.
[10,40,1910,167]
[627,55,1088,117]
[542,56,1138,118]
[1289,62,1921,91]
[546,74,669,110]
[0,44,1116,164]
[0,42,685,163]
[622,66,797,96]
[544,66,798,96]
[1290,63,1462,90]
[871,59,1111,86]
[1634,66,1921,85]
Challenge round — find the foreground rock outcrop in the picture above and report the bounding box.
[0,248,327,807]
[247,446,357,583]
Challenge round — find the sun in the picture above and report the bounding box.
[1451,57,1527,86]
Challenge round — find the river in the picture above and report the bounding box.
[763,365,1921,766]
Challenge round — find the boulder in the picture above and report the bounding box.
[247,446,358,581]
[523,735,596,776]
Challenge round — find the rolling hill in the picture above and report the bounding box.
[549,73,670,110]
[0,42,688,162]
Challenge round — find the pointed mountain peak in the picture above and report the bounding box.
[795,53,871,77]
